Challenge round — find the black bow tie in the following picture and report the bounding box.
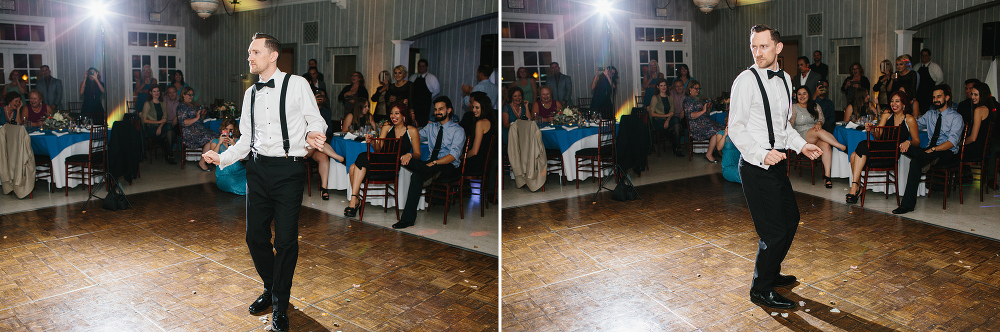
[254,79,275,90]
[767,69,784,79]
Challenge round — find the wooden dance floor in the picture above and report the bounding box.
[502,174,1000,331]
[0,184,497,331]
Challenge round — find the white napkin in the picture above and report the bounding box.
[539,126,555,131]
[709,111,721,115]
[844,122,859,129]
[562,126,578,131]
[203,118,217,122]
[53,132,67,137]
[78,128,90,133]
[343,133,358,140]
[28,131,44,136]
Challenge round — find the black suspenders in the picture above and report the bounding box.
[748,69,791,150]
[250,74,294,157]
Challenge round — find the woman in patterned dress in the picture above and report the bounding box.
[177,86,218,171]
[683,80,725,162]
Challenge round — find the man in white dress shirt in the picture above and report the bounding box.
[729,24,823,310]
[203,33,327,332]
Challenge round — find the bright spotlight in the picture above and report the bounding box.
[594,0,612,14]
[89,1,107,19]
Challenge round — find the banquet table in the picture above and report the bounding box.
[830,125,929,196]
[539,125,604,182]
[29,130,100,189]
[327,136,431,210]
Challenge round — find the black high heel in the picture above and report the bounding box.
[845,181,862,204]
[344,194,362,217]
[321,188,329,201]
[824,176,833,188]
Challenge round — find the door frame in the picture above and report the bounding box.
[628,18,692,93]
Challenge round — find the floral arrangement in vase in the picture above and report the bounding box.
[215,102,237,118]
[552,106,581,126]
[42,111,71,131]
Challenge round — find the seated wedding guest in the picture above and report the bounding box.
[683,80,724,162]
[845,90,920,203]
[80,67,105,124]
[344,103,420,217]
[4,70,27,104]
[462,92,490,139]
[2,92,21,124]
[169,70,194,101]
[20,90,51,127]
[840,62,870,103]
[392,96,465,229]
[503,86,531,129]
[465,94,496,176]
[791,86,848,188]
[712,126,741,184]
[134,65,156,112]
[164,85,180,127]
[341,98,378,133]
[893,84,964,215]
[957,78,982,124]
[338,71,368,117]
[370,70,392,122]
[962,82,995,163]
[177,86,218,171]
[872,59,894,110]
[532,86,561,123]
[208,119,246,195]
[842,88,878,122]
[140,85,177,165]
[647,78,683,156]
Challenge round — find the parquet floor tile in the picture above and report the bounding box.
[503,173,1000,331]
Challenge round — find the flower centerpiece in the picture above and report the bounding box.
[42,111,71,131]
[552,105,580,126]
[214,101,237,118]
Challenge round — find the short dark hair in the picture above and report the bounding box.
[654,78,668,86]
[3,91,20,104]
[477,64,492,78]
[252,33,281,55]
[549,62,560,67]
[418,59,429,66]
[308,58,317,63]
[433,95,453,112]
[813,50,822,55]
[797,56,809,65]
[933,84,953,107]
[965,78,982,86]
[40,65,50,70]
[920,48,931,56]
[750,24,780,43]
[817,78,828,84]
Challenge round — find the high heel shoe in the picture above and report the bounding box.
[845,181,862,204]
[321,188,329,201]
[824,175,833,188]
[344,194,362,217]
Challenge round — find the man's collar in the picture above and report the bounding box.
[259,68,283,83]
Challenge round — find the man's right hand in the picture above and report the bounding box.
[763,149,787,165]
[203,150,220,165]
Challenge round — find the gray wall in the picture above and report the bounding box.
[914,5,1000,95]
[0,0,497,124]
[411,17,499,114]
[503,0,997,114]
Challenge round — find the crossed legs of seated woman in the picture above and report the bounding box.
[306,145,345,200]
[344,104,420,217]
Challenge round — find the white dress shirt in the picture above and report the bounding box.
[219,69,327,169]
[728,64,807,170]
[409,72,441,99]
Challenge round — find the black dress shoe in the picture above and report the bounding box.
[750,290,795,309]
[271,311,289,332]
[248,291,272,315]
[891,206,914,215]
[392,220,414,229]
[773,274,797,287]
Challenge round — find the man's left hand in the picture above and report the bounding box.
[307,131,326,150]
[801,143,823,160]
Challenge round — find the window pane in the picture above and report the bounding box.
[649,50,658,63]
[501,67,514,84]
[501,22,509,38]
[138,32,147,47]
[168,56,175,68]
[502,51,513,65]
[655,28,664,43]
[540,23,554,39]
[666,64,675,77]
[160,34,168,48]
[132,55,141,68]
[539,52,552,66]
[159,56,167,68]
[675,29,683,42]
[645,28,654,42]
[537,67,547,83]
[675,51,683,62]
[129,32,138,46]
[15,24,29,41]
[28,54,41,68]
[151,35,158,47]
[639,50,648,64]
[142,55,151,67]
[30,25,44,41]
[169,34,177,48]
[159,69,167,82]
[635,27,644,42]
[0,24,13,40]
[333,55,357,84]
[664,51,674,63]
[524,23,539,39]
[28,70,39,84]
[523,52,537,66]
[13,54,26,68]
[511,22,524,39]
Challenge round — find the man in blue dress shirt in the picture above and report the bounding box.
[893,84,964,214]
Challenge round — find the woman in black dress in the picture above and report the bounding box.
[344,103,421,217]
[79,67,106,124]
[464,95,496,176]
[388,65,413,110]
[337,71,369,120]
[590,65,617,119]
[845,91,920,204]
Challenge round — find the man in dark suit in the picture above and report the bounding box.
[793,56,821,93]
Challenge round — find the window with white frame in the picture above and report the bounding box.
[124,24,184,100]
[0,15,56,100]
[630,19,691,94]
[501,13,566,101]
